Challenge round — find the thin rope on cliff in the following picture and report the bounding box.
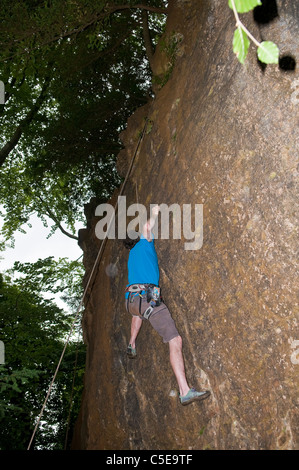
[26,115,150,450]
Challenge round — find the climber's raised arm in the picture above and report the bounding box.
[142,205,160,241]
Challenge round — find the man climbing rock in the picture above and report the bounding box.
[124,204,210,406]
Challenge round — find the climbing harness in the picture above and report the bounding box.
[126,283,161,319]
[143,305,153,320]
[146,285,161,305]
[27,112,151,451]
[126,283,148,294]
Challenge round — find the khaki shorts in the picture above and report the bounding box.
[125,294,179,343]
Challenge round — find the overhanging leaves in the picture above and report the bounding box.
[233,26,250,64]
[257,41,279,64]
[228,0,261,14]
[229,0,279,65]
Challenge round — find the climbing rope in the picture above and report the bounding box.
[63,325,82,450]
[27,114,150,450]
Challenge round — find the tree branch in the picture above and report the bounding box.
[141,9,155,73]
[230,0,261,48]
[0,75,51,167]
[37,195,79,241]
[106,4,168,15]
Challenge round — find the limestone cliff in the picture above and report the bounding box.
[72,0,299,450]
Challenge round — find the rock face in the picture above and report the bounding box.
[72,0,299,450]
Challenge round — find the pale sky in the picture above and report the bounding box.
[1,214,83,270]
[0,214,84,310]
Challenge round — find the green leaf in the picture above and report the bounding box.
[233,27,250,64]
[257,41,279,64]
[228,0,262,13]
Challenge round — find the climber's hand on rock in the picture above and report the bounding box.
[152,205,160,216]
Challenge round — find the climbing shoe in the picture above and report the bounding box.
[126,344,137,359]
[179,388,210,406]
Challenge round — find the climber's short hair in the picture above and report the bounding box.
[123,230,140,250]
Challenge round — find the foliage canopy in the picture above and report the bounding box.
[0,0,168,243]
[0,271,85,449]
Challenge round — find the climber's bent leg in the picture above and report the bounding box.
[148,304,179,343]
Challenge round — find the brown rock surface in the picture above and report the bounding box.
[72,0,299,450]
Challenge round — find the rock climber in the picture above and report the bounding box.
[123,204,210,406]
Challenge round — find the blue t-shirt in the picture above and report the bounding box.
[126,234,159,296]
